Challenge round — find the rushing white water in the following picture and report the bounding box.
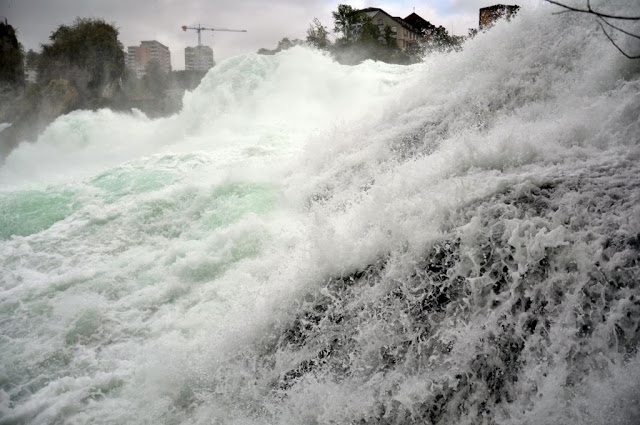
[1,3,640,424]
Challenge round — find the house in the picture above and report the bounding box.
[479,4,520,30]
[403,12,436,37]
[357,7,423,51]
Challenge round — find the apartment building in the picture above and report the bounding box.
[126,40,172,78]
[185,45,214,71]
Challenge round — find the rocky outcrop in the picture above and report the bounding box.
[0,79,79,160]
[39,79,80,119]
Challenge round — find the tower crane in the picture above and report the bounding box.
[181,24,247,47]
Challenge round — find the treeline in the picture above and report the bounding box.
[259,4,463,65]
[0,18,205,157]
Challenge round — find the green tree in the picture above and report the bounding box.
[0,20,25,91]
[142,59,168,99]
[38,18,125,105]
[276,37,294,51]
[423,26,462,53]
[383,25,398,49]
[358,16,381,45]
[257,37,304,55]
[332,4,363,44]
[170,70,207,91]
[25,49,40,70]
[122,67,142,97]
[307,18,330,50]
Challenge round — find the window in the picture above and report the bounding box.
[378,19,383,25]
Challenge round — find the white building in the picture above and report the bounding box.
[185,45,215,71]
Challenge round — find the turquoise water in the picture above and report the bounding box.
[0,189,78,239]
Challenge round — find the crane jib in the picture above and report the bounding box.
[182,24,247,47]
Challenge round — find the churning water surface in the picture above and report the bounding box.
[1,2,640,424]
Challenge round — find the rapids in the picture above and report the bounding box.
[1,2,640,424]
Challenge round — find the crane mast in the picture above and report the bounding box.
[181,24,247,47]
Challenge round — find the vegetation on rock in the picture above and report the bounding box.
[37,18,125,108]
[0,20,24,93]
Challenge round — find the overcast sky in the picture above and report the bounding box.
[1,0,529,70]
